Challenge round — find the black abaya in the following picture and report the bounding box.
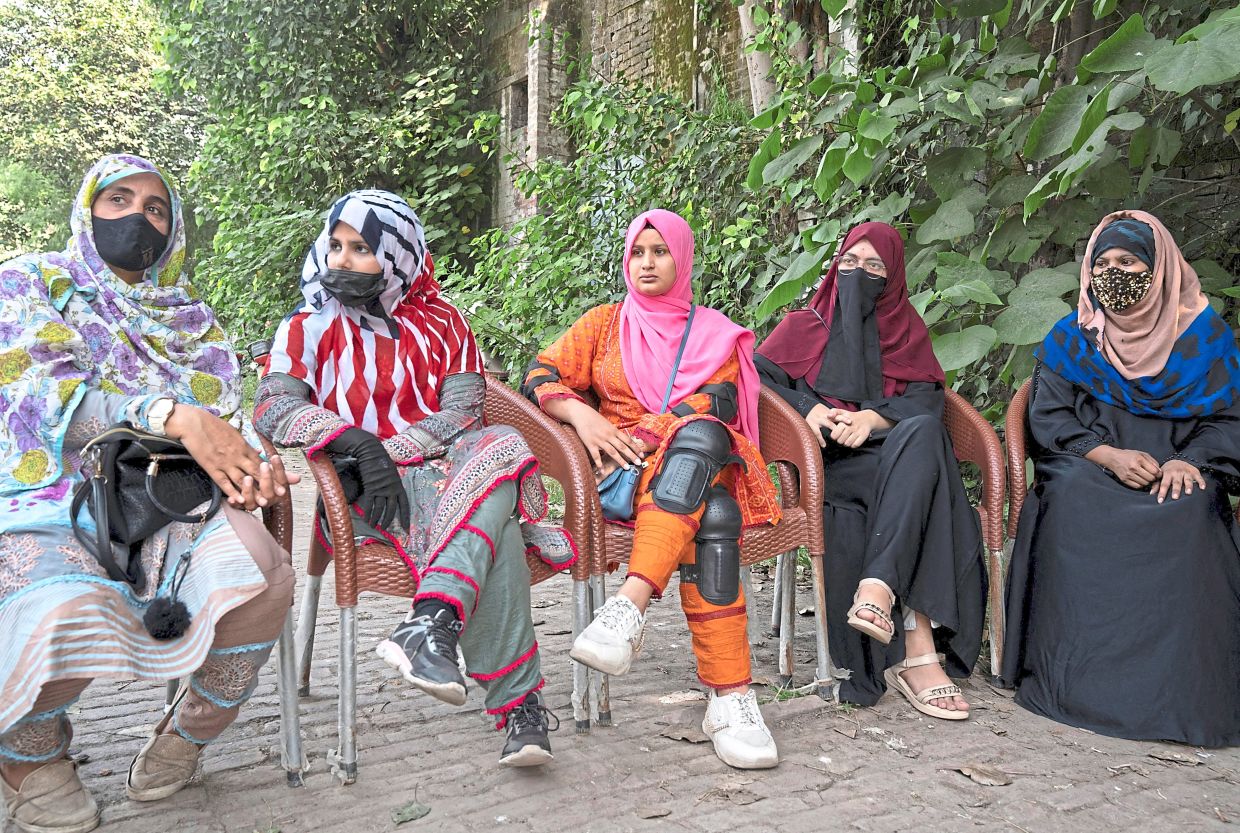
[757,356,988,706]
[1001,364,1240,747]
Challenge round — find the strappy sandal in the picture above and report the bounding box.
[884,652,969,721]
[846,588,894,646]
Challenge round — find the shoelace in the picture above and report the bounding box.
[424,615,464,662]
[729,693,767,730]
[510,699,560,735]
[595,598,643,639]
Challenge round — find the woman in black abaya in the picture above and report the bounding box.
[756,222,986,719]
[1001,210,1240,747]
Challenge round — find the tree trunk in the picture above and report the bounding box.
[1059,0,1103,86]
[738,0,779,114]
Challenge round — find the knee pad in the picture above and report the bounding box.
[690,486,742,607]
[650,419,734,515]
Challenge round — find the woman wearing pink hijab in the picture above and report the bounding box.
[522,209,782,769]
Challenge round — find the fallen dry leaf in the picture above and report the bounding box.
[832,725,858,739]
[726,788,764,806]
[950,764,1013,786]
[658,690,707,705]
[659,725,709,744]
[530,599,560,609]
[391,800,431,824]
[636,807,671,819]
[1147,749,1199,766]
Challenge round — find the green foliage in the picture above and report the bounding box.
[457,81,789,374]
[0,163,68,262]
[156,0,499,342]
[745,1,1240,415]
[0,0,202,258]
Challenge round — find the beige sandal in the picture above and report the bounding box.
[884,652,969,721]
[846,586,894,646]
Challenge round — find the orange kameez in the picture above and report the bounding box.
[525,304,780,688]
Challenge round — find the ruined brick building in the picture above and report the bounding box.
[482,0,749,228]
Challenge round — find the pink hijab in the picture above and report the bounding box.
[1077,209,1209,380]
[619,209,761,446]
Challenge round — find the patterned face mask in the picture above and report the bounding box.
[1092,266,1153,312]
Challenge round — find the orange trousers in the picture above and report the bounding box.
[627,473,750,689]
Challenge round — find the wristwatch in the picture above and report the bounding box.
[147,397,177,437]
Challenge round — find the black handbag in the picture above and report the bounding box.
[70,422,222,639]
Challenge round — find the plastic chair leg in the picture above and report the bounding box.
[276,607,305,787]
[589,573,611,726]
[809,551,837,701]
[294,575,323,697]
[335,606,358,785]
[570,578,592,733]
[777,551,796,687]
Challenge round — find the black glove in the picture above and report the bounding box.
[324,427,411,531]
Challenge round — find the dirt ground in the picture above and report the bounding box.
[44,461,1240,833]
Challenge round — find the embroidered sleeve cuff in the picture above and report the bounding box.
[383,427,436,464]
[1066,435,1105,456]
[535,385,587,409]
[1167,452,1206,468]
[282,406,350,454]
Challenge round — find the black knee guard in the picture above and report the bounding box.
[650,419,734,515]
[682,486,742,606]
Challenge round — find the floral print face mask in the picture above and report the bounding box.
[1092,266,1153,312]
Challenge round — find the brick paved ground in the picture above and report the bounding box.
[43,463,1240,833]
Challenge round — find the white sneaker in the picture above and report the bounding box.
[569,595,646,675]
[702,690,779,769]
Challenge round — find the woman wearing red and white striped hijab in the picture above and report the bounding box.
[257,190,573,766]
[268,188,483,434]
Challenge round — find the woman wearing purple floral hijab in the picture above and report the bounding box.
[0,155,295,833]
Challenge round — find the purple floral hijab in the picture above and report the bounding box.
[0,154,241,494]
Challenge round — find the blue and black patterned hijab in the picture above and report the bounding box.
[1036,210,1240,418]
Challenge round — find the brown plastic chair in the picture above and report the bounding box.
[163,435,305,787]
[576,385,833,728]
[289,374,594,784]
[576,387,1006,720]
[941,389,1007,677]
[1004,377,1240,637]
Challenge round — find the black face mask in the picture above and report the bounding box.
[92,213,169,273]
[839,267,887,311]
[321,268,386,309]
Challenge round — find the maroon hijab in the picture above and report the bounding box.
[757,222,943,407]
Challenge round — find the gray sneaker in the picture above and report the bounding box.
[0,759,100,833]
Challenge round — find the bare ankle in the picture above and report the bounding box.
[617,578,654,614]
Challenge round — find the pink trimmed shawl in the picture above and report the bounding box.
[618,209,761,446]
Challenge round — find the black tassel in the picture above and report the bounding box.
[143,597,191,640]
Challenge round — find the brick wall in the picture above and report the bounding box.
[482,0,747,229]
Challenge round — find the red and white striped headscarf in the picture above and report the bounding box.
[267,190,482,439]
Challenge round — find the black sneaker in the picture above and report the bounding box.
[376,608,467,706]
[498,691,558,768]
